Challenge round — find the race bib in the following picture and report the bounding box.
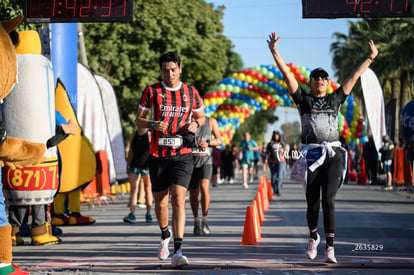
[193,148,210,156]
[159,136,183,149]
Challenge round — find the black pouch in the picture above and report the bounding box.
[182,131,196,148]
[306,148,322,166]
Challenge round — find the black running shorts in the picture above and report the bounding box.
[149,153,194,192]
[188,163,213,190]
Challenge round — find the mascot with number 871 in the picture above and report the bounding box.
[0,15,49,275]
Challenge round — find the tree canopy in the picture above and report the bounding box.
[82,0,237,137]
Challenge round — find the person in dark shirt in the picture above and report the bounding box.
[267,31,378,264]
[221,144,236,184]
[379,135,395,190]
[123,128,152,224]
[363,135,379,184]
[266,131,285,196]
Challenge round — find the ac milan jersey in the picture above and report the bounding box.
[139,81,204,158]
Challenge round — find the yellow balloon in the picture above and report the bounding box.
[351,120,358,128]
[354,106,360,114]
[327,86,333,94]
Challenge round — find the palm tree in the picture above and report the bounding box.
[331,18,414,145]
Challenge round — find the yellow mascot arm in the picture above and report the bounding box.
[0,136,46,169]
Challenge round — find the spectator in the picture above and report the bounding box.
[266,131,285,196]
[240,132,259,189]
[363,135,379,184]
[221,145,236,184]
[123,128,152,224]
[379,135,395,190]
[211,147,221,187]
[261,142,268,175]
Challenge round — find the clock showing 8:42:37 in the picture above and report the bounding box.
[24,0,133,23]
[302,0,414,18]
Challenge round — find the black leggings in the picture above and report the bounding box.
[306,149,344,234]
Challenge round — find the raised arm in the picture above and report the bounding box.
[341,39,378,95]
[267,32,299,95]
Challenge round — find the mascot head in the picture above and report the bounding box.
[0,14,23,100]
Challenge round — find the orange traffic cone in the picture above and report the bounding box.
[267,179,274,201]
[251,200,262,241]
[255,192,264,225]
[240,206,257,245]
[260,184,269,211]
[263,173,268,183]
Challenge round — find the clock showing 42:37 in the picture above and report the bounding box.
[24,0,133,23]
[302,0,414,18]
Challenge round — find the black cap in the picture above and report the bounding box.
[310,67,329,79]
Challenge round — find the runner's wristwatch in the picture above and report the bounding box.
[148,121,156,129]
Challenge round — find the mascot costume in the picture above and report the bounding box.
[3,29,64,247]
[51,80,97,226]
[0,14,47,275]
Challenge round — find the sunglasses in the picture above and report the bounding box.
[310,76,328,81]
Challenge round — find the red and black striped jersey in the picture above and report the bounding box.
[139,81,204,158]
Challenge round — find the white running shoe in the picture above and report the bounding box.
[158,230,172,260]
[171,249,189,268]
[305,233,320,260]
[324,246,337,263]
[242,183,248,189]
[201,221,210,235]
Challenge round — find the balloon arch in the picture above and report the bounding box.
[203,63,368,147]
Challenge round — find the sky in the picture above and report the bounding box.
[208,0,357,79]
[208,0,357,140]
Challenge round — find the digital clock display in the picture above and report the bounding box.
[24,0,133,23]
[303,0,414,18]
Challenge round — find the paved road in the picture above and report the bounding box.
[11,171,414,274]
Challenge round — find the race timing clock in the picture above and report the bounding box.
[302,0,414,18]
[24,0,133,23]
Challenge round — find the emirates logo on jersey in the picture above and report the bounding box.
[159,105,189,118]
